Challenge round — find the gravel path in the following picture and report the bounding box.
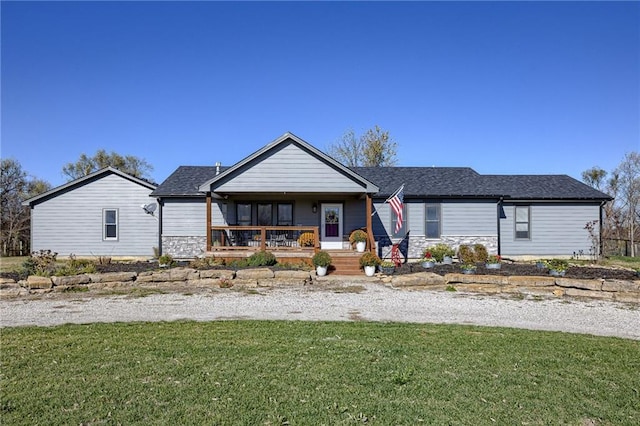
[1,284,638,339]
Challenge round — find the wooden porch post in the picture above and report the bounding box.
[206,192,212,251]
[366,193,374,252]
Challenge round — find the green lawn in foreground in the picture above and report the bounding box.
[1,321,639,425]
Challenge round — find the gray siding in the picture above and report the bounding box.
[441,200,497,236]
[31,174,157,257]
[214,143,366,193]
[500,202,600,257]
[162,198,206,236]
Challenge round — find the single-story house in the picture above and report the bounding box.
[150,132,612,263]
[22,167,158,257]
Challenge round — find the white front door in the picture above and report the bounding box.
[320,203,343,249]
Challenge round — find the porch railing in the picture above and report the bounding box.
[209,226,320,252]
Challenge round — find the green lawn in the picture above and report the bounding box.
[1,321,638,425]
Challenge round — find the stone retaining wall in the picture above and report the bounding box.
[1,269,638,303]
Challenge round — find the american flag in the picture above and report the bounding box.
[387,185,404,233]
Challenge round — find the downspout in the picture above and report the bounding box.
[157,197,163,256]
[497,197,503,256]
[599,200,606,259]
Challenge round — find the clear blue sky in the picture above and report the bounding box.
[2,1,639,188]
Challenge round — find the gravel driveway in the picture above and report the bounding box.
[1,283,638,340]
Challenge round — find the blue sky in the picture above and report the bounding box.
[2,1,639,188]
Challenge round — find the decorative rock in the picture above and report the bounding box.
[186,278,226,288]
[555,278,603,291]
[614,292,640,303]
[564,288,614,300]
[135,272,155,283]
[231,279,258,288]
[235,268,274,280]
[0,277,17,287]
[274,270,311,280]
[445,273,508,285]
[169,268,200,282]
[601,280,640,293]
[27,275,53,289]
[456,284,503,294]
[508,276,556,287]
[87,272,137,283]
[51,274,91,287]
[391,272,445,287]
[199,269,235,280]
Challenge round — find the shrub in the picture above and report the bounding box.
[359,252,381,267]
[247,250,277,267]
[457,245,475,264]
[349,229,368,245]
[546,259,569,272]
[22,250,58,277]
[158,254,174,267]
[425,243,455,262]
[55,255,96,276]
[298,232,315,247]
[474,244,489,263]
[189,256,218,269]
[312,250,332,267]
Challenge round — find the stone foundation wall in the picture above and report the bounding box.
[162,236,207,259]
[378,235,498,260]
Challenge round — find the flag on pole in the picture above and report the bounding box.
[386,184,405,233]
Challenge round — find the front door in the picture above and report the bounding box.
[320,203,343,249]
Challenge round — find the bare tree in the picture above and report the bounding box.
[1,159,51,255]
[615,152,640,256]
[328,126,398,167]
[62,149,153,181]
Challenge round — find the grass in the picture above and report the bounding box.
[1,321,638,425]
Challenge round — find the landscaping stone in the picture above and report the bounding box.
[445,273,508,285]
[601,280,640,293]
[391,272,445,287]
[0,277,17,288]
[235,268,274,280]
[502,285,561,297]
[455,283,503,294]
[555,278,603,291]
[614,292,640,303]
[564,288,615,300]
[274,270,311,280]
[26,275,53,289]
[87,272,137,283]
[186,278,226,288]
[51,274,91,287]
[231,279,258,288]
[508,275,556,287]
[87,281,135,291]
[169,268,200,282]
[199,269,235,280]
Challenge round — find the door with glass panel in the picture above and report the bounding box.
[320,203,343,249]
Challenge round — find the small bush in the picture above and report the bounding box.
[55,255,96,276]
[158,254,175,267]
[189,256,218,269]
[349,229,368,245]
[22,250,58,277]
[359,252,381,267]
[247,251,277,267]
[474,244,489,263]
[312,250,332,267]
[457,245,475,264]
[425,243,455,262]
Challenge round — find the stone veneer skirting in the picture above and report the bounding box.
[378,235,498,260]
[162,236,207,259]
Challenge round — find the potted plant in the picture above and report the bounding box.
[546,259,568,277]
[349,229,368,252]
[485,254,501,270]
[312,250,332,277]
[359,251,381,277]
[421,250,436,268]
[428,243,455,264]
[380,260,395,275]
[460,263,477,274]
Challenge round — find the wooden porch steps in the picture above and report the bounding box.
[326,250,363,276]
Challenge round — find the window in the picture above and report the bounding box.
[391,204,407,239]
[236,203,252,226]
[277,203,293,226]
[103,209,118,240]
[425,204,441,238]
[515,205,530,239]
[257,203,272,226]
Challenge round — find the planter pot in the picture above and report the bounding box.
[485,263,501,270]
[442,256,453,265]
[316,266,328,277]
[421,261,435,269]
[462,268,476,275]
[549,269,566,277]
[364,265,376,277]
[380,266,395,275]
[536,262,546,270]
[355,241,366,253]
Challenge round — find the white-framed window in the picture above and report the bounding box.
[515,205,530,239]
[425,203,441,238]
[103,209,118,240]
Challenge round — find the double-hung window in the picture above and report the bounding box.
[236,203,252,226]
[257,203,272,226]
[425,203,441,238]
[277,203,293,226]
[515,205,531,239]
[103,209,118,240]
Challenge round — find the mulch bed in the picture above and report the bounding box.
[3,260,638,282]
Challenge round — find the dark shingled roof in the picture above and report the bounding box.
[151,166,221,196]
[152,165,612,201]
